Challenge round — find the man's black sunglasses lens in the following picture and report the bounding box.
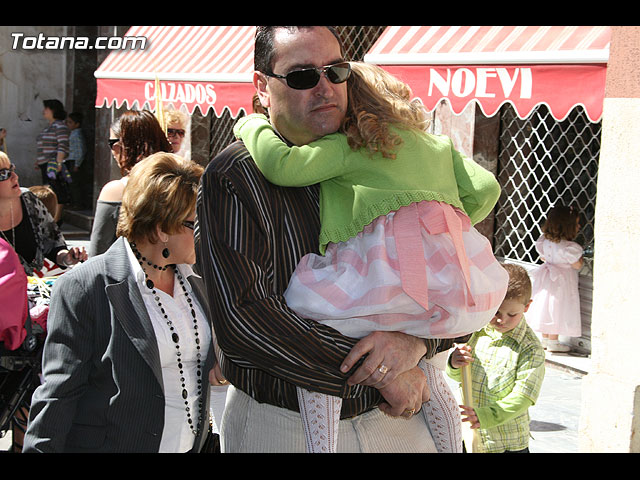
[269,62,351,90]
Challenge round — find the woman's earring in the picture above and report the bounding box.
[162,243,170,259]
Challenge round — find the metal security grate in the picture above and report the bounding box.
[335,26,387,62]
[207,26,387,159]
[494,103,600,275]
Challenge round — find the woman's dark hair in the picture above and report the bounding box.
[254,26,344,74]
[43,99,67,121]
[111,110,172,176]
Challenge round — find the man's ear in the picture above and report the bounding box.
[253,71,270,111]
[524,299,533,313]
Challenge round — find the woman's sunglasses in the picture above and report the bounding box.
[0,164,16,181]
[264,62,351,90]
[108,138,120,150]
[168,128,185,137]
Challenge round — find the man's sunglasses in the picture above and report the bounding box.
[0,164,16,181]
[264,62,351,90]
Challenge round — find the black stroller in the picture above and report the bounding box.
[0,310,44,452]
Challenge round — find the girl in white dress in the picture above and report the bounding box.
[527,205,583,352]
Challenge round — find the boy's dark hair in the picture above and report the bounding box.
[501,263,532,304]
[68,112,84,125]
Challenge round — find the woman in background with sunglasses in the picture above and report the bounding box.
[24,152,217,453]
[89,110,171,257]
[165,109,189,158]
[234,61,509,453]
[0,151,86,277]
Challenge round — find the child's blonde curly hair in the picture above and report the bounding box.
[340,62,430,159]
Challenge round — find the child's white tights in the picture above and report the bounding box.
[419,358,462,453]
[296,387,341,453]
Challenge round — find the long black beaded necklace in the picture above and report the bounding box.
[130,242,203,436]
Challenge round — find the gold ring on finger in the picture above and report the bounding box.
[377,364,389,375]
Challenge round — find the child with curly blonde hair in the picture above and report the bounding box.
[234,61,509,453]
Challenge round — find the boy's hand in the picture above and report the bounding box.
[450,344,473,368]
[460,405,480,429]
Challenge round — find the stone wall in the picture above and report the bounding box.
[578,26,640,453]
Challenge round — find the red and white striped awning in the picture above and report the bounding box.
[364,26,611,122]
[94,26,256,117]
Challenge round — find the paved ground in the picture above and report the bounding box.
[2,363,583,453]
[444,362,583,454]
[529,367,582,453]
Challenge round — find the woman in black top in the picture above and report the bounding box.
[0,151,86,276]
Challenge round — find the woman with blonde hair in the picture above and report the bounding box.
[0,151,86,276]
[234,61,509,453]
[165,109,189,156]
[24,152,216,453]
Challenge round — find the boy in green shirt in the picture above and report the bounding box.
[447,263,545,453]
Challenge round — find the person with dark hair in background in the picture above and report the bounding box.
[88,110,172,257]
[36,99,71,223]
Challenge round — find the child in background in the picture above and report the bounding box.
[447,263,545,453]
[27,185,66,277]
[65,112,87,209]
[527,205,583,352]
[65,112,86,174]
[28,185,59,222]
[234,61,508,453]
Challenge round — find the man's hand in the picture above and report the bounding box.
[377,366,430,418]
[340,331,427,388]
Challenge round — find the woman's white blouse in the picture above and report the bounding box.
[126,240,212,453]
